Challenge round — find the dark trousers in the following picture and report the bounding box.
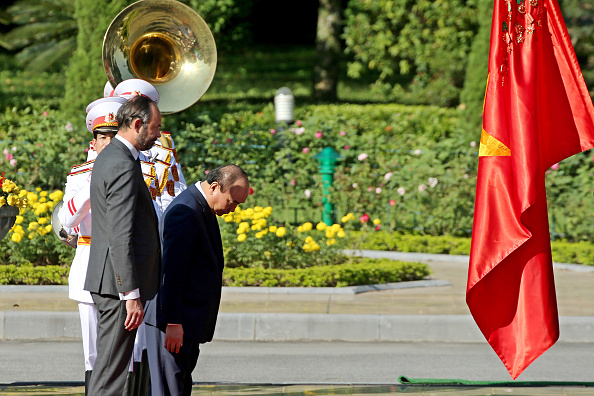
[88,293,138,396]
[145,323,200,396]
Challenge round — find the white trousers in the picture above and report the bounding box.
[78,302,98,371]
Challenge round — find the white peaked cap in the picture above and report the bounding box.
[113,79,160,104]
[86,96,127,114]
[86,101,123,133]
[104,81,115,98]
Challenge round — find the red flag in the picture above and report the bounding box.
[467,0,594,379]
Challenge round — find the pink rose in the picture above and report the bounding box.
[551,163,559,170]
[302,147,309,154]
[397,187,405,196]
[344,145,350,150]
[290,179,296,186]
[270,129,276,135]
[340,131,346,136]
[375,224,381,231]
[42,111,48,116]
[470,141,477,147]
[375,187,382,194]
[358,153,368,161]
[418,184,427,192]
[360,213,370,223]
[304,189,311,198]
[9,159,17,167]
[315,131,322,139]
[389,199,396,206]
[296,120,303,127]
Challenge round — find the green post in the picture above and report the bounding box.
[313,147,342,225]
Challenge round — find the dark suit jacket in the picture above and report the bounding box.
[84,137,160,302]
[146,183,224,343]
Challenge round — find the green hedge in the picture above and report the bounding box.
[355,231,594,266]
[0,259,431,286]
[0,264,69,285]
[353,231,472,255]
[223,258,431,287]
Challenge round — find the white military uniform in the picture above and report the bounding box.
[58,160,96,371]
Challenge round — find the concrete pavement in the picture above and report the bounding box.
[1,251,594,342]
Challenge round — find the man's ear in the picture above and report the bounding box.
[133,118,143,132]
[209,181,218,194]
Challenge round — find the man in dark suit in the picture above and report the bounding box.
[85,95,162,395]
[145,164,250,396]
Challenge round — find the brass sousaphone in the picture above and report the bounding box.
[103,0,217,114]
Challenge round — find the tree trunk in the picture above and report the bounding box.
[313,0,342,101]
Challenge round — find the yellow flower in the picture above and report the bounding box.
[27,192,38,203]
[337,230,346,238]
[275,227,286,237]
[237,233,247,242]
[223,214,234,222]
[297,225,304,232]
[38,217,48,225]
[2,180,17,193]
[268,225,278,233]
[325,229,335,239]
[255,232,263,239]
[331,224,341,231]
[28,222,39,230]
[326,238,336,246]
[7,195,17,206]
[49,190,63,201]
[35,187,41,192]
[254,206,263,212]
[316,222,327,231]
[264,251,271,258]
[305,236,314,244]
[373,218,381,225]
[28,233,34,240]
[263,207,272,216]
[341,216,349,223]
[15,215,23,224]
[39,197,47,203]
[302,222,313,231]
[11,233,22,243]
[303,243,312,252]
[285,241,293,247]
[40,191,48,197]
[0,196,6,206]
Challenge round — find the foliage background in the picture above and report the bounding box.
[0,0,593,270]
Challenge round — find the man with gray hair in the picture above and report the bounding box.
[145,165,250,396]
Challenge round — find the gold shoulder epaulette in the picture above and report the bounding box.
[68,167,93,176]
[70,159,95,171]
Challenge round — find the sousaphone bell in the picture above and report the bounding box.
[103,0,217,114]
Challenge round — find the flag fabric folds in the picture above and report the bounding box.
[467,0,594,380]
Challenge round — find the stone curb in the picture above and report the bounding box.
[2,311,594,343]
